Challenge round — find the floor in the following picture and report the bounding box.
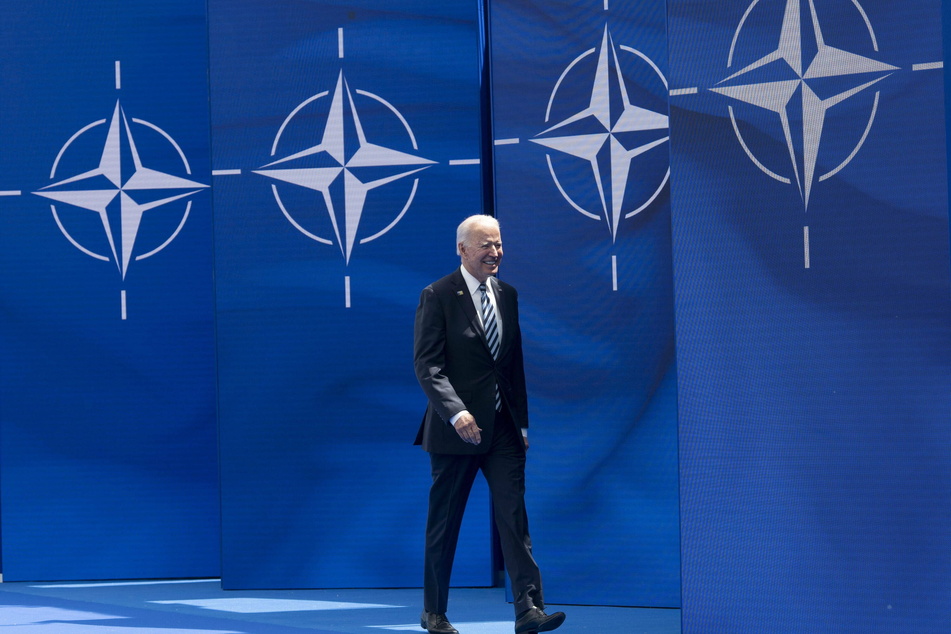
[0,579,681,633]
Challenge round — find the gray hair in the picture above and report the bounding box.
[456,214,500,255]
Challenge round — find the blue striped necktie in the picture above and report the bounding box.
[479,282,502,411]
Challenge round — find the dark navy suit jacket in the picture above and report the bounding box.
[413,268,528,454]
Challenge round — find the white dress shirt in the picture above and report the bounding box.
[459,265,503,345]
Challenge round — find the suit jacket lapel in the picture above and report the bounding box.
[450,269,484,339]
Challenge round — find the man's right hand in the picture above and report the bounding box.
[453,412,482,445]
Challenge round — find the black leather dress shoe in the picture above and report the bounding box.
[420,610,459,634]
[514,607,566,633]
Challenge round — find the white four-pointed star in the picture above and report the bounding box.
[532,26,669,241]
[35,101,207,278]
[254,70,435,263]
[712,0,897,207]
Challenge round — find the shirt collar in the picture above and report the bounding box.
[459,265,494,296]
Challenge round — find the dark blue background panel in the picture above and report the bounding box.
[209,0,492,589]
[668,0,951,631]
[0,1,219,580]
[488,0,681,607]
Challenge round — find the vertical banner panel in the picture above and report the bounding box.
[0,1,219,580]
[209,1,490,588]
[668,0,951,632]
[489,0,681,607]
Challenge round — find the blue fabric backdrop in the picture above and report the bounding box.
[488,0,681,607]
[0,1,219,580]
[668,0,951,631]
[208,0,492,589]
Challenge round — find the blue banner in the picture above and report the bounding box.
[208,1,491,588]
[668,0,951,631]
[0,1,218,580]
[488,0,681,607]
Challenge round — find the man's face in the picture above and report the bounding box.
[459,225,503,283]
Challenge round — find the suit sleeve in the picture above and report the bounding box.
[413,285,465,423]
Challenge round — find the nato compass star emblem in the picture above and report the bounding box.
[32,62,208,319]
[713,0,896,211]
[664,0,951,269]
[532,24,670,291]
[254,28,435,306]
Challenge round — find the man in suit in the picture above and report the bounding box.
[414,214,566,634]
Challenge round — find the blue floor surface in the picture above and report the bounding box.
[0,579,681,633]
